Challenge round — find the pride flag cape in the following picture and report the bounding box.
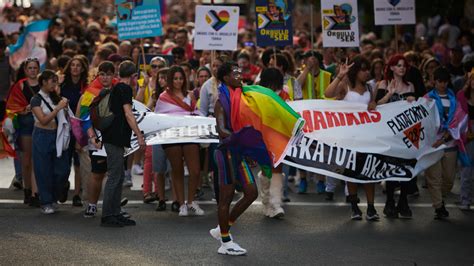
[219,84,304,176]
[427,89,470,166]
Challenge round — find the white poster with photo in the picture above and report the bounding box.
[194,5,239,51]
[374,0,416,25]
[321,0,360,47]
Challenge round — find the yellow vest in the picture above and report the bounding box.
[286,77,295,101]
[137,78,151,106]
[302,70,332,99]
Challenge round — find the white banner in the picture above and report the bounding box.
[374,0,416,25]
[321,0,360,47]
[93,100,218,157]
[283,99,445,183]
[194,5,239,51]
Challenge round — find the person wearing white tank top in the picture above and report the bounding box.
[325,56,379,221]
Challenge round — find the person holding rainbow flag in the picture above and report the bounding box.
[209,62,304,255]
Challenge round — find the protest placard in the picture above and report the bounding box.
[116,0,163,40]
[255,0,293,47]
[374,0,416,25]
[321,0,360,47]
[194,5,239,51]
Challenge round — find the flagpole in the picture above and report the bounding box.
[310,3,315,98]
[394,25,399,53]
[140,38,147,74]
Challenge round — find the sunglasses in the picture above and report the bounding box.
[151,64,164,69]
[25,57,39,63]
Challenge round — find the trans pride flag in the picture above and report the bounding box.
[218,84,304,176]
[8,20,50,70]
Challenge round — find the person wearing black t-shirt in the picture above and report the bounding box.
[100,60,145,227]
[60,56,89,207]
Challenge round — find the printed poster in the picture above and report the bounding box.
[321,0,360,47]
[116,0,163,40]
[374,0,416,25]
[255,0,293,47]
[194,5,239,51]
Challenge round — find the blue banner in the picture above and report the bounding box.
[255,0,293,47]
[116,0,163,40]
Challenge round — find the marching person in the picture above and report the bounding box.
[209,62,259,255]
[30,70,71,214]
[325,57,379,221]
[100,60,145,227]
[155,66,204,216]
[376,54,416,219]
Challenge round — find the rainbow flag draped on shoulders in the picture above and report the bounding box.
[78,77,118,133]
[218,84,304,177]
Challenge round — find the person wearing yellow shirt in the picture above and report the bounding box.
[296,51,332,100]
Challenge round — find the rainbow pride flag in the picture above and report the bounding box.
[78,77,118,133]
[219,84,304,175]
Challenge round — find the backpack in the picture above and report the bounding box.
[89,88,115,131]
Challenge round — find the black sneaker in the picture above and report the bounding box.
[156,200,166,211]
[120,209,131,218]
[23,189,32,205]
[115,215,136,226]
[29,193,40,208]
[59,181,70,203]
[351,205,363,220]
[72,195,83,207]
[171,201,180,212]
[397,204,413,219]
[12,179,23,190]
[325,192,334,201]
[100,216,124,227]
[120,198,128,207]
[434,205,449,220]
[383,201,398,218]
[366,208,380,221]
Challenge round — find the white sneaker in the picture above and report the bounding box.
[209,225,221,240]
[41,206,55,215]
[267,206,285,219]
[218,241,247,256]
[187,201,204,216]
[178,204,188,216]
[132,164,143,175]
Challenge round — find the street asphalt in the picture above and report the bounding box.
[0,176,473,265]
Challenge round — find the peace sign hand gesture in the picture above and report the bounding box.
[336,58,354,80]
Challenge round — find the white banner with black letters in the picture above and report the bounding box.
[93,100,218,157]
[283,99,444,183]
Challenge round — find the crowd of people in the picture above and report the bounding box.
[1,0,474,255]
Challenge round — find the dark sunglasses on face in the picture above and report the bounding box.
[151,64,164,69]
[25,57,39,63]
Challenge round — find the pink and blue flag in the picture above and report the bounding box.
[8,20,50,70]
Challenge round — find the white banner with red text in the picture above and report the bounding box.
[283,99,445,183]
